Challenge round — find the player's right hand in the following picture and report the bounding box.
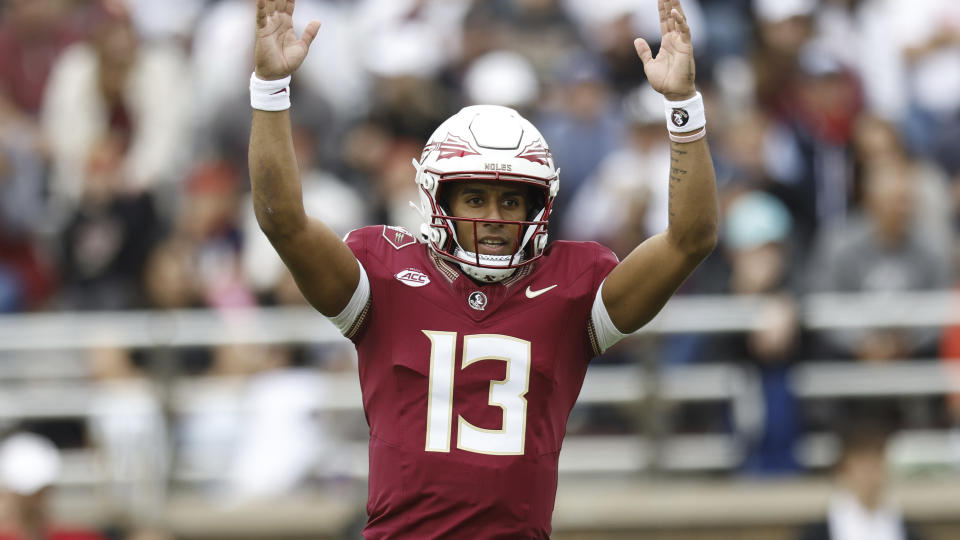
[254,0,321,80]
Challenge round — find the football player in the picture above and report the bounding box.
[249,0,717,537]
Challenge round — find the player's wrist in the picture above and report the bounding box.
[250,72,291,111]
[663,90,696,101]
[663,91,705,142]
[253,68,289,81]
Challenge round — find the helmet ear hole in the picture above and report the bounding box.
[420,174,436,191]
[435,183,452,214]
[527,187,547,221]
[534,234,548,253]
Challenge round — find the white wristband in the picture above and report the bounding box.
[250,72,291,111]
[663,91,705,133]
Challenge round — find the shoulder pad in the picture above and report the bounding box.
[381,225,417,250]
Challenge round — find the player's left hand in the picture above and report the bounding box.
[634,0,696,101]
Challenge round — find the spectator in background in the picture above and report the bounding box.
[564,0,706,93]
[41,0,190,222]
[0,432,107,540]
[561,83,669,255]
[190,0,368,159]
[461,0,582,77]
[810,162,952,361]
[0,0,79,119]
[356,0,469,139]
[716,191,803,474]
[796,421,926,540]
[765,43,863,251]
[0,0,77,312]
[58,133,162,310]
[665,191,804,470]
[176,159,253,310]
[873,0,960,167]
[938,315,960,434]
[226,349,343,500]
[0,0,79,233]
[174,354,263,492]
[850,114,953,253]
[536,51,624,236]
[123,0,206,47]
[462,50,540,114]
[142,236,200,311]
[87,349,167,524]
[750,0,815,115]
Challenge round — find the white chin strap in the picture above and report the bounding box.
[452,246,522,283]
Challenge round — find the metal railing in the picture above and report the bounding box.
[1,291,957,476]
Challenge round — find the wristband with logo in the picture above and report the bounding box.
[250,72,291,111]
[663,92,705,134]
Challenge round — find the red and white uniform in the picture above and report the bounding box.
[337,225,623,539]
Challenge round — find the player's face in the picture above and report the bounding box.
[447,181,529,256]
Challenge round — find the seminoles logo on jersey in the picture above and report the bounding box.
[382,225,416,250]
[395,268,431,287]
[426,134,482,161]
[671,107,690,128]
[467,291,487,311]
[515,140,552,166]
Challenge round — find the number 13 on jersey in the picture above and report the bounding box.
[422,331,531,456]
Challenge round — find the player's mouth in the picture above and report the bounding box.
[477,237,513,255]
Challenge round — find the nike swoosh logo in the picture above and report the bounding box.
[525,284,558,299]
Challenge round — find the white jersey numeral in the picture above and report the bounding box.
[423,331,457,452]
[422,331,531,455]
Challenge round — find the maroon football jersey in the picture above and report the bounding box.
[344,225,619,539]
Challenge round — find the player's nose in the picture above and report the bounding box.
[481,202,505,223]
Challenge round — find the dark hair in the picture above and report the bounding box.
[835,417,891,466]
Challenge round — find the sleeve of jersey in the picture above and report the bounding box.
[328,226,375,340]
[586,245,627,356]
[328,260,370,339]
[589,279,628,354]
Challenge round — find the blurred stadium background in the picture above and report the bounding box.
[1,0,960,538]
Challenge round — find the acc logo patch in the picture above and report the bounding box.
[395,268,431,287]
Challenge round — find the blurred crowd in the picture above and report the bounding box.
[1,0,960,534]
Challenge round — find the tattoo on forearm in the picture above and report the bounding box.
[667,147,690,219]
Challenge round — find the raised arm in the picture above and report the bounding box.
[601,0,718,333]
[250,0,358,316]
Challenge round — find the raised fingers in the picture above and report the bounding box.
[634,37,654,66]
[669,0,687,20]
[285,0,296,16]
[257,0,266,28]
[672,7,690,41]
[658,0,670,38]
[300,19,321,49]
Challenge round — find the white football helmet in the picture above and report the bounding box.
[411,105,560,282]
